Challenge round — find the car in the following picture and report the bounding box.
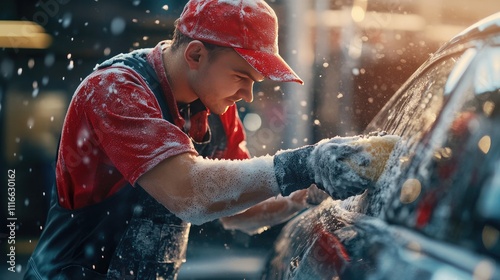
[262,12,500,280]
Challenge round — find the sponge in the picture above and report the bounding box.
[345,134,400,181]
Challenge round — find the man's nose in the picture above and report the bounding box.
[237,86,254,103]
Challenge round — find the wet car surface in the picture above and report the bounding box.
[262,12,500,280]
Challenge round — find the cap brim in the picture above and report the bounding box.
[234,48,304,84]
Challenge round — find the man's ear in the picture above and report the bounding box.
[184,40,207,70]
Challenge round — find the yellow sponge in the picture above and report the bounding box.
[345,135,400,181]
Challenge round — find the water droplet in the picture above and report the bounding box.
[42,76,49,85]
[61,13,72,28]
[44,53,55,67]
[24,198,30,206]
[110,17,126,35]
[243,113,261,132]
[27,118,35,129]
[1,57,14,78]
[82,157,90,164]
[85,245,95,258]
[28,58,35,69]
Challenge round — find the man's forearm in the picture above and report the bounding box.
[138,153,282,225]
[183,155,281,224]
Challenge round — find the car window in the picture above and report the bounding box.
[367,44,500,259]
[347,53,461,217]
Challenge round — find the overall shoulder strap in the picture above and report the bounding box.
[96,49,173,123]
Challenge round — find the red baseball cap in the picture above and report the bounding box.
[177,0,303,84]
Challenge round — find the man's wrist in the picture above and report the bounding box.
[273,145,315,196]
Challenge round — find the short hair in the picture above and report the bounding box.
[171,19,231,61]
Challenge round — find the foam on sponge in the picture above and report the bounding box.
[345,134,400,181]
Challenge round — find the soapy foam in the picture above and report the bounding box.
[308,134,399,200]
[345,135,400,181]
[174,155,280,225]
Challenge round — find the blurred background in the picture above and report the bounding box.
[1,0,499,279]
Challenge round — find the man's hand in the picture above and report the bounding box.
[220,189,309,235]
[309,136,373,199]
[273,133,399,200]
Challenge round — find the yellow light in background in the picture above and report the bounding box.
[311,10,426,32]
[405,240,423,260]
[473,260,495,280]
[351,0,367,23]
[481,225,499,250]
[0,20,52,49]
[483,101,495,116]
[400,178,422,204]
[478,135,491,154]
[351,6,366,22]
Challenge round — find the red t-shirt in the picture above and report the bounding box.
[56,41,250,210]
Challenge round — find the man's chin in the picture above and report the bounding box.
[211,106,230,115]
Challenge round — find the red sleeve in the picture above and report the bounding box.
[60,67,196,189]
[89,67,198,184]
[219,104,250,160]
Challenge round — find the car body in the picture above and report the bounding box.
[262,12,500,280]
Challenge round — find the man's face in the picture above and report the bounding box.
[190,47,264,115]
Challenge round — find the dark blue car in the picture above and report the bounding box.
[263,12,500,280]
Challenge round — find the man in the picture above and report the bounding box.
[24,0,394,279]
